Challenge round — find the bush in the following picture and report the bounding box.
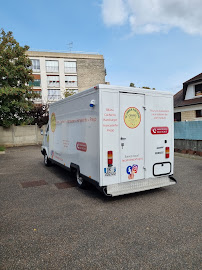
[29,104,49,128]
[0,145,5,151]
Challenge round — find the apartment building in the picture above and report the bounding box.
[26,51,106,104]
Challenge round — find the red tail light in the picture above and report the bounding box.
[165,147,170,158]
[108,151,113,166]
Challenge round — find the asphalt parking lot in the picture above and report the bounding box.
[0,146,201,270]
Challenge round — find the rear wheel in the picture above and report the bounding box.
[76,170,86,189]
[44,152,51,167]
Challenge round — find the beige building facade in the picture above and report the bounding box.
[26,51,106,104]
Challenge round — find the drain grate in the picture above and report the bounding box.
[21,180,48,188]
[54,182,77,189]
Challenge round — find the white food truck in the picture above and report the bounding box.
[41,84,176,196]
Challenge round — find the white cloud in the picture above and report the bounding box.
[101,0,202,35]
[101,0,128,26]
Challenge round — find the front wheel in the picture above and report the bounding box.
[44,152,51,167]
[76,171,86,189]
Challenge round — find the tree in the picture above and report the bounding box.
[142,86,151,89]
[0,29,38,127]
[130,82,135,87]
[130,83,155,89]
[142,86,155,90]
[29,104,49,128]
[64,89,75,98]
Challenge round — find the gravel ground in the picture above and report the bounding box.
[0,146,201,270]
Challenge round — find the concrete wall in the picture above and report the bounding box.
[0,124,46,147]
[175,139,202,152]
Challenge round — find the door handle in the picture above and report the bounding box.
[121,137,126,140]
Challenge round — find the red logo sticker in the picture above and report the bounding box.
[76,142,87,152]
[151,127,169,135]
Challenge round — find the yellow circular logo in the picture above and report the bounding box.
[51,113,56,132]
[124,107,141,129]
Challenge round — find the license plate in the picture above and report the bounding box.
[104,166,116,176]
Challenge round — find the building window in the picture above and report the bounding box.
[65,75,77,87]
[47,75,60,87]
[30,59,40,72]
[48,89,61,101]
[34,90,42,98]
[29,79,41,87]
[195,84,202,96]
[196,110,202,117]
[46,60,59,72]
[174,112,181,121]
[64,61,77,73]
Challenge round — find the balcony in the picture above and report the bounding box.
[64,67,77,73]
[65,76,77,88]
[48,90,61,103]
[48,95,61,103]
[46,66,59,73]
[65,81,77,87]
[64,61,76,74]
[29,80,41,87]
[47,81,60,88]
[30,59,40,73]
[46,60,59,73]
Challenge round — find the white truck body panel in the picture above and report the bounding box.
[43,84,175,196]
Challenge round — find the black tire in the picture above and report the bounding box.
[44,152,51,167]
[75,170,86,189]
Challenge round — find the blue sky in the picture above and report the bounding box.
[1,0,202,93]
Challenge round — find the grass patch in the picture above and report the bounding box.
[0,145,5,151]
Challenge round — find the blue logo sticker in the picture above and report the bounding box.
[126,166,132,175]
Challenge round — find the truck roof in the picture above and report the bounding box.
[49,84,173,108]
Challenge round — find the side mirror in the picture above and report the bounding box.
[40,129,44,135]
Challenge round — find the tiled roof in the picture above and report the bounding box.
[184,73,202,84]
[174,89,202,108]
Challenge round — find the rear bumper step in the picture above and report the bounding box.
[107,176,176,197]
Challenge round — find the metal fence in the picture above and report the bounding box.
[174,121,202,140]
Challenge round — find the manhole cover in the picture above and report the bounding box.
[21,180,48,188]
[54,182,77,189]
